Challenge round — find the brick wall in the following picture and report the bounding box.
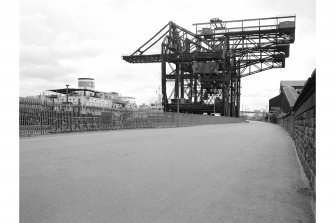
[280,70,315,197]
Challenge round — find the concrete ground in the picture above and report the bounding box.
[20,121,315,223]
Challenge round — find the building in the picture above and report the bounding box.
[269,80,306,114]
[279,69,316,196]
[138,87,163,112]
[29,78,137,115]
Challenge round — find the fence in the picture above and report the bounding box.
[19,98,242,137]
[279,70,315,198]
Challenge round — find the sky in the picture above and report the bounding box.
[19,0,316,111]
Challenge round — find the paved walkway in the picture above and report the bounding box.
[20,121,314,222]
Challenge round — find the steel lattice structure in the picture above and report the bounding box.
[123,15,296,117]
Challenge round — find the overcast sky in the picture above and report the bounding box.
[20,0,315,110]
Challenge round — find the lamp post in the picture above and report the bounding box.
[244,105,248,122]
[213,97,217,116]
[177,93,179,114]
[177,68,180,126]
[214,100,215,114]
[66,84,70,104]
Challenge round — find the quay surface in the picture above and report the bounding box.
[20,121,314,222]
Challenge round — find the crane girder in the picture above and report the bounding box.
[122,15,296,116]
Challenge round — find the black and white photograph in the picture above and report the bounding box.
[4,0,333,222]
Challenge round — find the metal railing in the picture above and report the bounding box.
[19,98,242,137]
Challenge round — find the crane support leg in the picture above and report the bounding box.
[175,64,179,99]
[161,58,167,111]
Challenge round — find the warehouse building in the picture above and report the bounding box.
[269,80,306,114]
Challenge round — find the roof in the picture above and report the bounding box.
[47,88,101,95]
[78,78,94,80]
[280,80,306,87]
[47,88,121,96]
[292,69,316,111]
[282,86,299,107]
[281,69,316,118]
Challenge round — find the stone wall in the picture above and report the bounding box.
[280,70,315,197]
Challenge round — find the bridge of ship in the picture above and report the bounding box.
[122,15,296,116]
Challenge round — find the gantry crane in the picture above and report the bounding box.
[123,15,296,117]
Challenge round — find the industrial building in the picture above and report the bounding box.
[269,80,306,114]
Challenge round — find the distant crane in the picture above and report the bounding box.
[123,15,296,117]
